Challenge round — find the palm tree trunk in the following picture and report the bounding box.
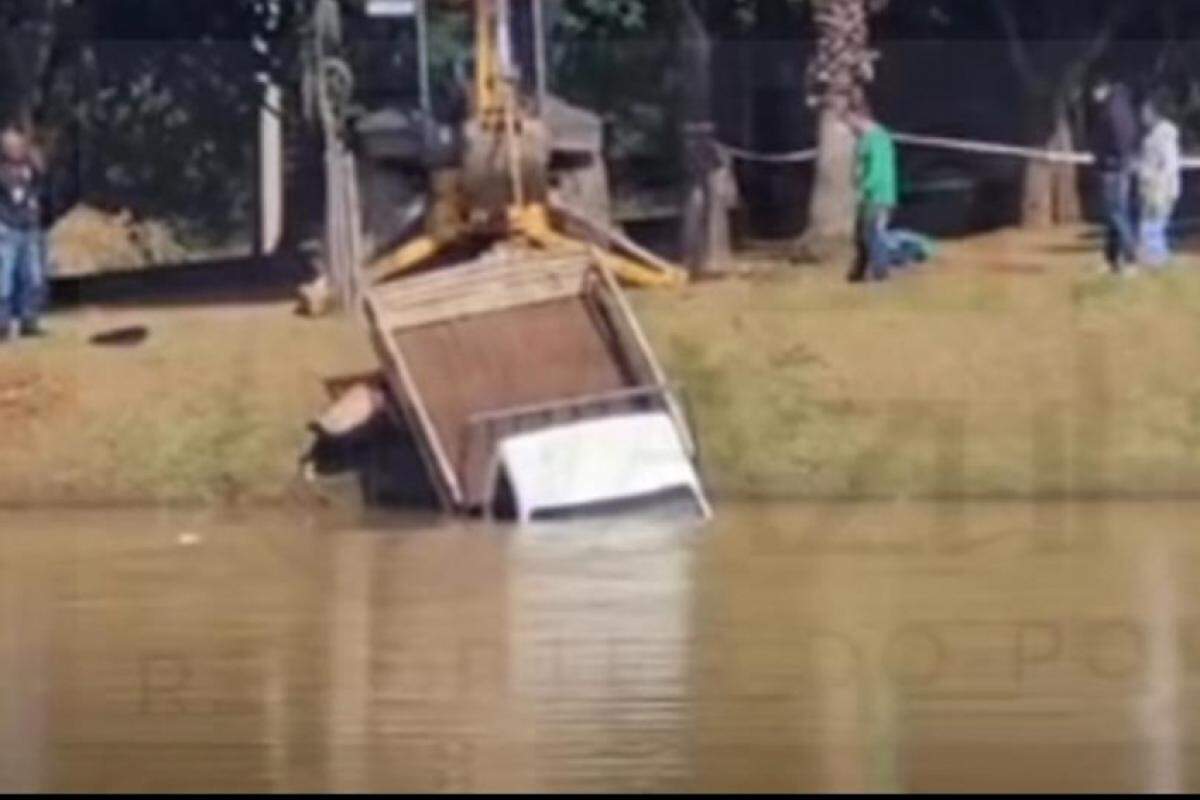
[807,104,858,244]
[1021,92,1083,228]
[802,0,876,257]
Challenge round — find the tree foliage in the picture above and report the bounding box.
[805,0,878,112]
[557,0,650,37]
[4,0,1200,257]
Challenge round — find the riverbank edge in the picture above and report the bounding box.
[6,227,1200,510]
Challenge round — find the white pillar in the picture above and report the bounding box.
[259,81,284,256]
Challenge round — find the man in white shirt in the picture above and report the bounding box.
[1137,95,1182,268]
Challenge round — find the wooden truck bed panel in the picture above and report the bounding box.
[370,253,591,330]
[396,297,636,505]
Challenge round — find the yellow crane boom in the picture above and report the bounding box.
[363,0,687,289]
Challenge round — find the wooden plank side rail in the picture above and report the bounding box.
[370,256,591,330]
[376,278,577,330]
[591,258,699,457]
[467,383,673,427]
[364,301,463,509]
[372,250,591,309]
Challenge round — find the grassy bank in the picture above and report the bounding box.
[0,304,375,506]
[8,226,1200,507]
[639,227,1200,500]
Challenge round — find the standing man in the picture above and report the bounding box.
[0,127,47,339]
[846,101,898,283]
[1088,76,1140,276]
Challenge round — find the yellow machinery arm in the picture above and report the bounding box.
[473,0,502,121]
[365,0,687,290]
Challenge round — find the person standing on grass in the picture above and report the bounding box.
[0,126,47,339]
[1137,94,1182,268]
[1088,76,1141,276]
[845,101,898,283]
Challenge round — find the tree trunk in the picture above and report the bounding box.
[678,0,732,275]
[1021,95,1082,228]
[802,0,876,256]
[681,145,736,275]
[807,105,858,245]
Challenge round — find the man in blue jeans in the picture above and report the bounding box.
[0,127,47,339]
[1088,77,1140,275]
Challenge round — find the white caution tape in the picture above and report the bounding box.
[716,131,1200,170]
[714,142,817,163]
[896,132,1200,170]
[892,132,1094,165]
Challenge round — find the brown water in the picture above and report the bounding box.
[0,501,1198,792]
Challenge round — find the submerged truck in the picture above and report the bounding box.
[364,246,710,522]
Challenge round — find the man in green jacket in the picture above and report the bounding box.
[846,103,898,282]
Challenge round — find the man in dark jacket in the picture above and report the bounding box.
[1088,77,1140,275]
[0,126,48,338]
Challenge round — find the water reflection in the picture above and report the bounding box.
[0,502,1198,791]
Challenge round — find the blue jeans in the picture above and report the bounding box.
[1101,169,1138,270]
[0,224,46,330]
[1139,206,1175,267]
[853,203,892,282]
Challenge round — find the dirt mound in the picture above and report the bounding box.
[49,205,186,277]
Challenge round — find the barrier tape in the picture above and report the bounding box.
[716,143,818,164]
[892,132,1093,165]
[715,131,1200,170]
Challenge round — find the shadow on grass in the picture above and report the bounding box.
[1043,243,1098,255]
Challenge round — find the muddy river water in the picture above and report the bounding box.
[1,501,1199,792]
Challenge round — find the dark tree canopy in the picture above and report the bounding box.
[1,0,1199,264]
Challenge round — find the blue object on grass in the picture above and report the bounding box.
[886,229,937,269]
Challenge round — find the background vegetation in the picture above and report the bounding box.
[4,1,1200,268]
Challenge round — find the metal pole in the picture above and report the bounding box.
[533,0,547,111]
[416,0,432,116]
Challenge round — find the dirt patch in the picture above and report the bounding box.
[0,363,72,427]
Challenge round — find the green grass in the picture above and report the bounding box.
[639,229,1200,500]
[0,305,375,507]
